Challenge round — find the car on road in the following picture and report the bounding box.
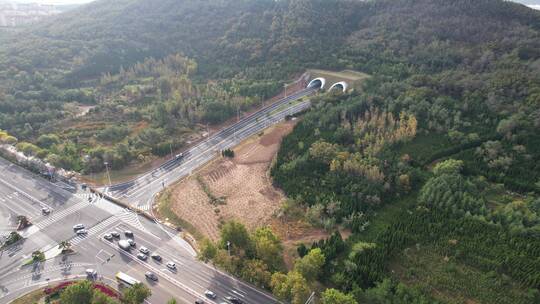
[127,238,136,247]
[137,253,148,261]
[195,300,205,304]
[151,253,162,261]
[41,207,51,215]
[85,269,97,277]
[175,153,184,160]
[118,239,131,251]
[204,290,216,299]
[124,230,133,236]
[139,246,150,254]
[73,224,85,230]
[76,229,88,235]
[110,231,120,238]
[145,271,158,281]
[103,233,113,241]
[166,261,176,270]
[225,296,244,304]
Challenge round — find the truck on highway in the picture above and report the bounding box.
[115,272,140,287]
[118,239,131,251]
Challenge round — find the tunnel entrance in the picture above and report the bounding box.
[329,81,348,93]
[307,77,326,90]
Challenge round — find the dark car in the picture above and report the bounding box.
[145,271,158,281]
[225,296,244,304]
[195,300,205,304]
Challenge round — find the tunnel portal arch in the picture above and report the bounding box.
[329,81,348,93]
[307,77,326,90]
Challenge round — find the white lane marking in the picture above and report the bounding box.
[124,97,311,199]
[99,239,215,303]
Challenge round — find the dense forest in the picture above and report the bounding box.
[1,0,540,303]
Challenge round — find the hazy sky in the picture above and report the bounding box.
[12,0,95,4]
[7,0,540,9]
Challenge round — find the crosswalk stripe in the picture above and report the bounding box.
[70,216,118,246]
[34,201,88,229]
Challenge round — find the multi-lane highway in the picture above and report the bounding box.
[0,158,280,304]
[105,87,315,210]
[0,83,318,304]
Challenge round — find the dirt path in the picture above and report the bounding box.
[167,121,296,241]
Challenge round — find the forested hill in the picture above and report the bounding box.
[0,0,539,175]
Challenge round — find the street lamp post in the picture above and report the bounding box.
[104,162,112,187]
[227,241,231,256]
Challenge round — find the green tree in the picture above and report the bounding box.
[59,240,72,253]
[432,159,463,176]
[252,227,283,270]
[219,220,253,255]
[294,248,325,281]
[198,239,217,262]
[166,299,177,304]
[321,288,357,304]
[122,283,151,304]
[32,250,45,263]
[60,280,94,304]
[240,259,272,288]
[270,271,310,304]
[91,290,119,304]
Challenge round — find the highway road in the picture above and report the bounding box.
[0,158,280,304]
[0,84,318,303]
[105,87,315,210]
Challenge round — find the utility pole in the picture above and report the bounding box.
[104,162,112,187]
[304,292,315,304]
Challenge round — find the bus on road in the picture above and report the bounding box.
[116,272,140,287]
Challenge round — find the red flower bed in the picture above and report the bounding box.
[93,283,120,299]
[43,281,119,299]
[44,281,74,295]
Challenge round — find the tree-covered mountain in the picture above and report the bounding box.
[1,2,540,301]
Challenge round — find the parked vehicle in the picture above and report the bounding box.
[151,253,162,261]
[137,253,148,260]
[41,207,51,215]
[127,238,136,247]
[103,233,113,241]
[124,230,133,236]
[76,229,88,235]
[139,246,150,254]
[166,261,176,270]
[110,231,120,238]
[73,224,85,230]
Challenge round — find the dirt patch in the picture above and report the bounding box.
[167,121,296,241]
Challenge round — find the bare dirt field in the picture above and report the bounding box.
[166,121,297,241]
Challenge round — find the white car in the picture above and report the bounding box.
[76,229,88,235]
[103,233,113,241]
[73,224,85,230]
[204,290,216,299]
[166,261,176,270]
[41,207,51,215]
[139,246,150,254]
[85,268,97,277]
